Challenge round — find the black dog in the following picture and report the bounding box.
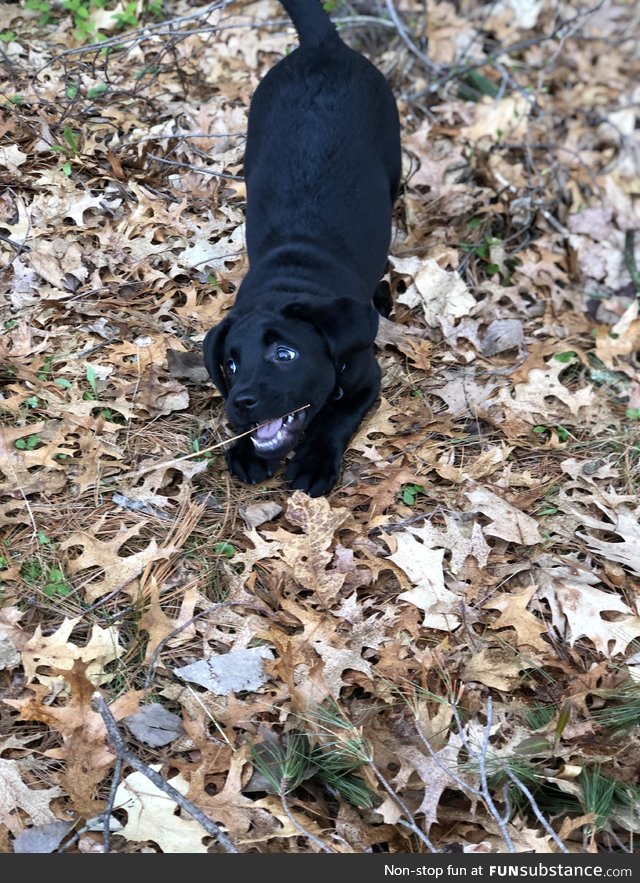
[203,0,401,497]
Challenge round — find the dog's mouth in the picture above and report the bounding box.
[250,409,307,456]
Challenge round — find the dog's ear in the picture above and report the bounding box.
[202,318,232,396]
[283,296,379,363]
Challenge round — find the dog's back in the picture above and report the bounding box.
[241,0,402,299]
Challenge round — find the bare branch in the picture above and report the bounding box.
[384,0,440,75]
[148,154,243,181]
[93,692,239,854]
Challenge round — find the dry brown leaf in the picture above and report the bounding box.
[60,522,178,603]
[6,660,142,816]
[114,767,209,853]
[595,300,640,367]
[426,444,511,484]
[571,501,640,577]
[484,586,549,653]
[21,617,123,687]
[392,256,476,327]
[183,748,261,839]
[0,759,62,836]
[396,738,461,832]
[265,491,351,606]
[387,531,461,631]
[536,561,640,657]
[494,356,598,426]
[462,646,533,691]
[427,373,501,420]
[465,484,542,545]
[251,795,338,851]
[460,96,530,144]
[139,580,198,664]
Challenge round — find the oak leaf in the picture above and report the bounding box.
[5,660,142,816]
[139,580,198,663]
[572,501,640,577]
[22,617,123,687]
[60,521,177,603]
[392,256,476,328]
[0,759,62,836]
[463,646,534,691]
[114,767,209,853]
[266,491,351,606]
[388,532,461,631]
[483,586,549,653]
[465,484,542,545]
[536,561,640,657]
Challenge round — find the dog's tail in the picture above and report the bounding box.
[280,0,340,48]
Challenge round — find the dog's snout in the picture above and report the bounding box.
[229,390,258,416]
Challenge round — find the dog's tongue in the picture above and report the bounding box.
[254,417,283,440]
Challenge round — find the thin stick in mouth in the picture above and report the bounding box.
[121,404,311,481]
[235,403,309,444]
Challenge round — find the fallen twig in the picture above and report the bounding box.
[501,765,569,853]
[102,752,124,855]
[449,696,516,852]
[384,0,440,75]
[370,760,440,852]
[94,692,239,854]
[120,404,310,483]
[148,154,243,181]
[280,792,336,854]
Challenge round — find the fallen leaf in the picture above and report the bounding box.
[0,143,28,172]
[22,617,123,687]
[463,646,533,691]
[13,820,73,854]
[114,767,209,853]
[536,561,640,657]
[388,532,461,631]
[123,703,185,748]
[572,501,640,577]
[239,501,283,528]
[484,585,549,653]
[465,484,542,545]
[397,738,461,832]
[0,759,62,836]
[392,256,476,328]
[174,646,275,695]
[61,522,178,603]
[481,319,525,356]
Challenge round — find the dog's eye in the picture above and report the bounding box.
[275,346,297,362]
[225,358,237,375]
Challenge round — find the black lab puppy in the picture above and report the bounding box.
[203,0,401,497]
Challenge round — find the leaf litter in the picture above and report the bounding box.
[1,0,640,856]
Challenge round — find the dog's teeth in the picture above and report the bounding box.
[252,427,287,452]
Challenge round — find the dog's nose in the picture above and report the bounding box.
[229,391,258,415]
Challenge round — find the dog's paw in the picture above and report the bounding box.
[286,449,341,497]
[227,438,277,485]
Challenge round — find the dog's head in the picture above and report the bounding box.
[203,294,378,459]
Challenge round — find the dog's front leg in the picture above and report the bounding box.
[286,382,380,497]
[227,435,278,485]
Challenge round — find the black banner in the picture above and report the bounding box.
[3,853,639,879]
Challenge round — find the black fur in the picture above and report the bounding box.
[203,0,401,497]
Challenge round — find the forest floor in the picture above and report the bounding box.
[1,0,640,855]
